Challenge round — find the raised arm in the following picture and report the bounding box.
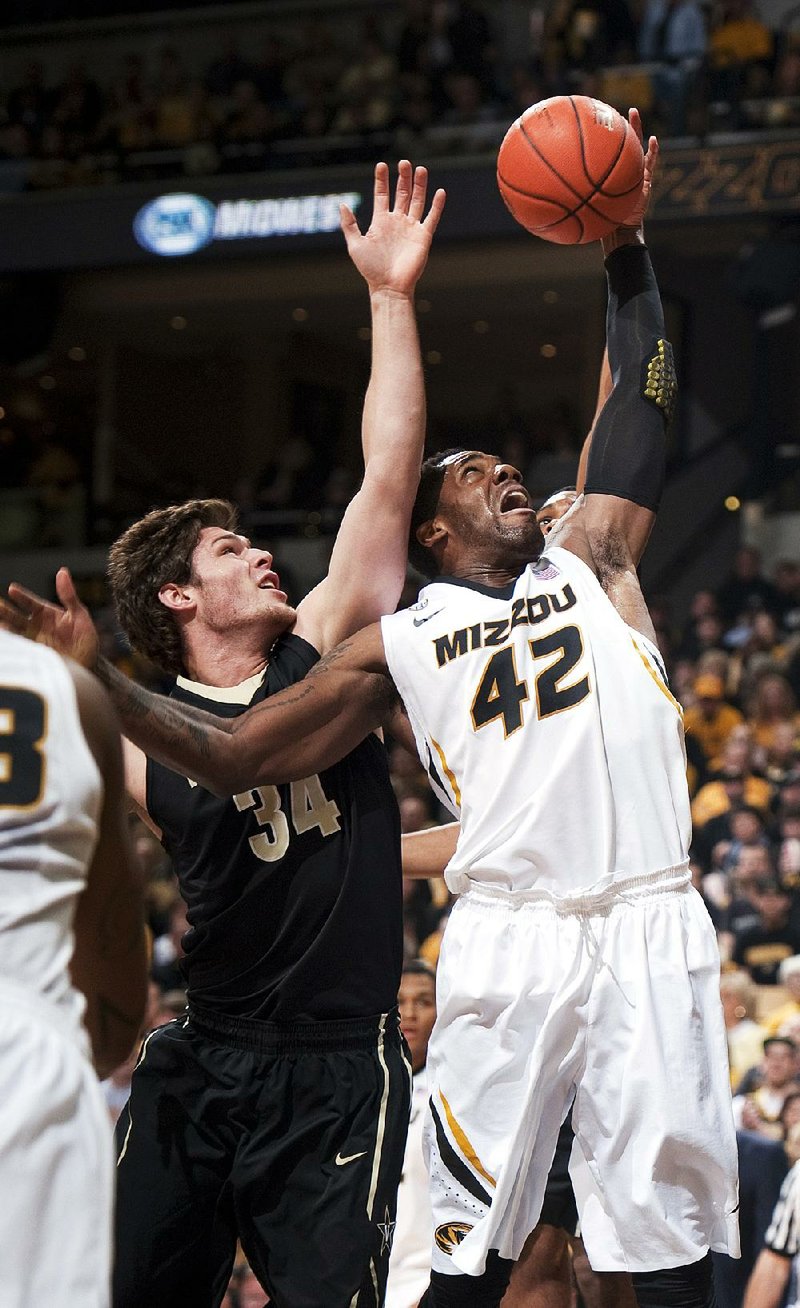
[295,160,445,654]
[561,112,669,577]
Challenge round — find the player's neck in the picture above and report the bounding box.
[182,632,269,688]
[447,560,527,589]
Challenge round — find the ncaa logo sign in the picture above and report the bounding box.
[134,193,216,257]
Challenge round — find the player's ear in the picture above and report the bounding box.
[158,581,195,613]
[416,517,446,552]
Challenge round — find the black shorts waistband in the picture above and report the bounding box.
[186,1003,400,1054]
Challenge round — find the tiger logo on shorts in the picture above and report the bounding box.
[434,1222,473,1254]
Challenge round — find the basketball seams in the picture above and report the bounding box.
[518,116,589,207]
[571,96,628,192]
[498,170,625,235]
[497,94,644,243]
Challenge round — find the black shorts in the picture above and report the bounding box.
[113,1007,410,1308]
[539,1116,579,1237]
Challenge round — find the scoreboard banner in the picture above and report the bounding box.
[1,136,799,273]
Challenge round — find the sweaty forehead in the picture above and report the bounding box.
[202,528,249,548]
[442,450,498,474]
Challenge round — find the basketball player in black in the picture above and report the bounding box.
[6,161,443,1308]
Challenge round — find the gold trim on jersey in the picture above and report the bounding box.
[439,1090,496,1189]
[630,636,683,718]
[430,737,461,807]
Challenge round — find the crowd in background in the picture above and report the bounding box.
[0,0,797,192]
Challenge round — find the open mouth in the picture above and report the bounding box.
[258,571,282,592]
[499,487,531,514]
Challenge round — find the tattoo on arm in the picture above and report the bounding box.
[96,657,230,760]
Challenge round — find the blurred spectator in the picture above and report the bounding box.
[691,755,773,830]
[152,47,196,146]
[387,960,437,1308]
[765,955,800,1035]
[773,559,800,635]
[335,26,398,131]
[708,0,774,127]
[721,969,771,1088]
[27,435,85,546]
[252,34,290,110]
[638,0,707,134]
[733,1035,800,1138]
[684,671,744,767]
[717,844,777,959]
[717,546,782,626]
[676,589,722,660]
[747,673,800,756]
[50,62,103,142]
[760,720,799,787]
[205,34,254,98]
[732,879,800,985]
[223,80,274,146]
[7,61,49,140]
[544,0,635,84]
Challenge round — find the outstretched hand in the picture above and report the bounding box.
[0,568,100,668]
[340,159,446,297]
[602,108,659,251]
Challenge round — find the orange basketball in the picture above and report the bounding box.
[497,96,644,245]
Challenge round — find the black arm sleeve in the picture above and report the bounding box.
[584,243,676,512]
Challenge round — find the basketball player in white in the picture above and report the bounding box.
[0,629,147,1307]
[1,112,738,1308]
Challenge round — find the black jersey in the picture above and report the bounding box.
[146,634,403,1023]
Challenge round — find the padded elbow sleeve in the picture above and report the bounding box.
[584,244,676,513]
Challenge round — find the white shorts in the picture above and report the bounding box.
[0,980,113,1308]
[424,867,740,1277]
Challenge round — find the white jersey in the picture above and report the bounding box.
[382,545,691,898]
[0,632,102,1022]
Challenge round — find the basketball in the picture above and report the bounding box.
[497,96,644,245]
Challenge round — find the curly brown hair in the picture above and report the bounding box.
[107,499,238,677]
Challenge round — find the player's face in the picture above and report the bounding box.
[187,527,296,638]
[436,451,543,568]
[536,491,577,535]
[398,972,437,1072]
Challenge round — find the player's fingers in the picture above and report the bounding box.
[628,106,643,146]
[393,159,412,214]
[340,204,360,243]
[408,165,429,222]
[644,135,660,183]
[372,161,390,213]
[422,188,447,233]
[55,566,83,613]
[0,593,32,636]
[6,582,53,619]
